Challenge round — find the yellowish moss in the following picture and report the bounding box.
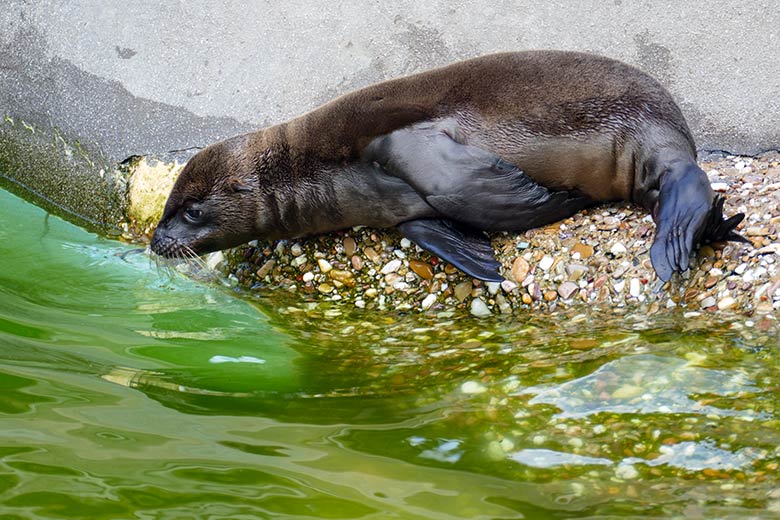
[126,158,182,231]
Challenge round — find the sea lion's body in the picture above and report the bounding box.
[152,51,744,282]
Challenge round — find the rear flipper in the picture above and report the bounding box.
[364,118,593,231]
[398,219,504,282]
[649,161,748,282]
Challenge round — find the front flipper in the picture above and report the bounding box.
[398,219,504,282]
[364,118,592,231]
[650,161,747,282]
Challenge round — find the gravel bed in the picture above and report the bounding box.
[218,153,780,320]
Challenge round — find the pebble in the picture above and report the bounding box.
[409,260,434,280]
[351,256,363,270]
[421,293,437,310]
[290,243,303,256]
[543,290,558,301]
[256,259,275,278]
[486,282,501,295]
[571,243,594,258]
[566,263,589,280]
[629,278,641,298]
[610,242,628,255]
[470,298,491,317]
[501,280,517,293]
[302,271,314,282]
[701,296,717,308]
[317,258,333,273]
[511,257,530,282]
[454,281,472,302]
[711,182,729,192]
[343,237,356,257]
[557,281,578,300]
[364,247,380,264]
[380,259,402,275]
[329,270,355,286]
[317,283,333,294]
[538,255,555,271]
[718,296,736,310]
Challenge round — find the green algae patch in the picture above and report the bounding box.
[0,115,125,234]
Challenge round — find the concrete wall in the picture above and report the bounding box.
[1,0,778,227]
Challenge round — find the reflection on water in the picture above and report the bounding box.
[2,187,780,519]
[523,354,761,419]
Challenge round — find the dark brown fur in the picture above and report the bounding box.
[152,51,742,281]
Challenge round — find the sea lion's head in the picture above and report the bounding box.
[150,139,259,259]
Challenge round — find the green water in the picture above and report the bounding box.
[1,187,780,519]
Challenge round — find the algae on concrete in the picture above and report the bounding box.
[0,115,127,234]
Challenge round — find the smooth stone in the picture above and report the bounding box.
[302,271,314,282]
[351,255,363,270]
[330,270,355,286]
[571,243,594,259]
[364,247,380,264]
[538,255,555,271]
[566,263,589,280]
[543,290,558,301]
[501,280,518,293]
[486,281,501,295]
[454,281,472,302]
[290,243,303,256]
[409,260,434,280]
[718,296,736,310]
[557,281,578,300]
[380,259,402,275]
[470,298,491,317]
[421,293,437,310]
[511,257,530,282]
[610,242,628,255]
[700,296,717,308]
[255,259,275,278]
[317,283,333,294]
[629,278,641,297]
[343,237,356,257]
[317,258,333,273]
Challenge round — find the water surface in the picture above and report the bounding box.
[1,188,779,519]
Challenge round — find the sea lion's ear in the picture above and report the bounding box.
[227,178,252,193]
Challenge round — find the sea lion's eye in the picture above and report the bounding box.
[184,207,203,223]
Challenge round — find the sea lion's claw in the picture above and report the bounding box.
[398,219,504,282]
[701,196,750,245]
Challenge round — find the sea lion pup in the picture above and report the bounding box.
[151,51,746,282]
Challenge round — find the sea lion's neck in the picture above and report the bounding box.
[254,143,435,239]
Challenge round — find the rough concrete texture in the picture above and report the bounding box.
[1,1,779,226]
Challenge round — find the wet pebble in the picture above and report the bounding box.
[470,298,491,317]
